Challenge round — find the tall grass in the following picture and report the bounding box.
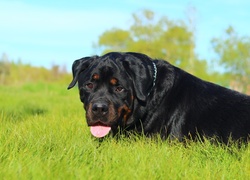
[0,83,249,179]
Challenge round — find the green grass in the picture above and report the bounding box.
[0,82,249,179]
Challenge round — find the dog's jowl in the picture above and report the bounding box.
[68,52,250,143]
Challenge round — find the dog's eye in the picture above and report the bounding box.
[115,86,124,92]
[86,83,94,89]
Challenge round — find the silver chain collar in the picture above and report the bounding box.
[148,61,157,96]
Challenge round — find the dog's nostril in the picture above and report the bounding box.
[92,103,108,115]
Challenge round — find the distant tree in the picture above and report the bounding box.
[95,10,209,77]
[211,26,250,93]
[0,53,71,85]
[0,53,11,84]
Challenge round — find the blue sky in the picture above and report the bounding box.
[1,0,250,70]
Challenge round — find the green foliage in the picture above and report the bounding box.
[0,83,250,179]
[98,29,132,50]
[0,55,11,84]
[95,10,208,76]
[0,54,71,85]
[95,10,250,91]
[211,26,250,93]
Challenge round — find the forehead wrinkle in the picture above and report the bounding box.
[97,58,120,79]
[96,56,130,86]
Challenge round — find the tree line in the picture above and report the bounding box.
[1,9,249,94]
[0,53,70,85]
[94,10,250,94]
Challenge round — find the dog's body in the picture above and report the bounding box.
[68,52,250,143]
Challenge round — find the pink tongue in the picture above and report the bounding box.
[90,126,111,138]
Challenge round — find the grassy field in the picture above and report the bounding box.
[0,82,249,180]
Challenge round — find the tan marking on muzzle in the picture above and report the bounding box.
[118,104,132,124]
[86,103,93,121]
[86,102,117,124]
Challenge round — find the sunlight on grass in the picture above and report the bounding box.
[0,83,249,179]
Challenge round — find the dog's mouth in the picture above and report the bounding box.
[88,122,113,138]
[86,102,132,138]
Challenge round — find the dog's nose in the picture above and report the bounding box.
[92,102,108,116]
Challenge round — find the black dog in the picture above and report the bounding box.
[68,52,250,143]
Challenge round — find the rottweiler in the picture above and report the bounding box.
[68,52,250,143]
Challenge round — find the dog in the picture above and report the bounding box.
[68,52,250,143]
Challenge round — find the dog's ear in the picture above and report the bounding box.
[67,56,96,90]
[122,52,156,102]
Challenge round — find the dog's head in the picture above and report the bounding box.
[68,52,156,137]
